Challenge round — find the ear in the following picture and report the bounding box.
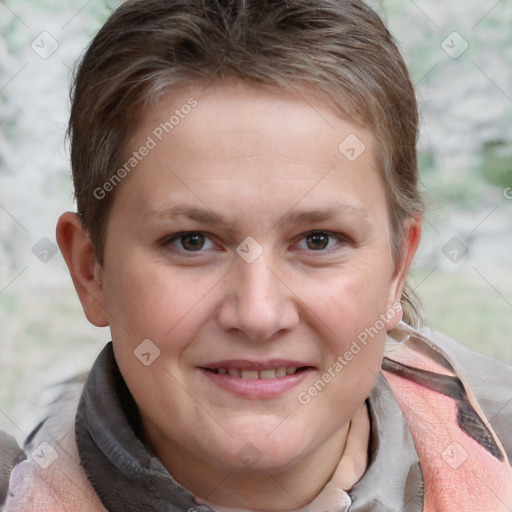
[56,212,109,327]
[385,215,423,330]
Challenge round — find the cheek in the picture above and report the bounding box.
[303,261,393,332]
[297,258,392,374]
[102,255,217,345]
[305,274,388,406]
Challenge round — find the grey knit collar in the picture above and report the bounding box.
[75,343,424,512]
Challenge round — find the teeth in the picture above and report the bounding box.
[275,367,287,377]
[214,367,302,379]
[259,369,276,380]
[240,370,259,380]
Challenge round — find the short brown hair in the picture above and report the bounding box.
[68,0,425,325]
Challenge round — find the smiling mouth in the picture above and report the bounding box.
[202,366,311,380]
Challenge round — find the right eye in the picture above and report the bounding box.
[164,232,216,252]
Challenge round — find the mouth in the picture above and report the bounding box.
[199,360,315,398]
[202,366,311,379]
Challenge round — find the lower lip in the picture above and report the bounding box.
[199,368,314,399]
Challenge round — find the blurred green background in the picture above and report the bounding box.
[1,1,511,441]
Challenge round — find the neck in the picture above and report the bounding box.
[144,411,368,511]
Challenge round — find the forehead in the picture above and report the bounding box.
[118,80,385,224]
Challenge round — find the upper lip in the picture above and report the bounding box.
[200,359,313,371]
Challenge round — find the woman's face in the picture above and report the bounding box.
[95,80,418,494]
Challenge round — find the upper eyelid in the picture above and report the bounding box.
[301,230,341,238]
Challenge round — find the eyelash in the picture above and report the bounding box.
[162,230,349,255]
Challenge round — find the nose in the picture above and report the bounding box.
[217,256,300,342]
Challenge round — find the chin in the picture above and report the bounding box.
[216,428,310,473]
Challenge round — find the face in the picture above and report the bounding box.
[92,80,413,494]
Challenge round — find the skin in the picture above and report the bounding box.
[57,79,422,510]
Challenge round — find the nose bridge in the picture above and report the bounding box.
[241,255,279,305]
[219,251,298,341]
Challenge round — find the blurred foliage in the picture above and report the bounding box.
[420,165,489,210]
[411,269,512,364]
[380,0,512,209]
[1,0,120,54]
[417,149,437,174]
[1,17,23,53]
[479,141,512,189]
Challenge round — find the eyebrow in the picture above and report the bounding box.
[283,206,370,224]
[143,204,370,226]
[143,205,225,224]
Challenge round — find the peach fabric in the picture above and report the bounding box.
[383,337,512,512]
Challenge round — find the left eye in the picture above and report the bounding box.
[296,231,340,251]
[166,232,216,252]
